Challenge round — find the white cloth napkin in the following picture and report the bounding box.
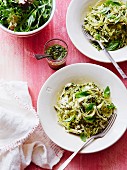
[0,80,63,169]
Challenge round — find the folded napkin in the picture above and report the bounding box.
[0,80,63,169]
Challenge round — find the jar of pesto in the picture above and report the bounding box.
[44,38,68,70]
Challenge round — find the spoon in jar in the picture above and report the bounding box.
[34,54,52,60]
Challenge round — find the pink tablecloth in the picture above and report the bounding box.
[0,0,127,169]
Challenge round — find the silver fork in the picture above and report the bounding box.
[58,112,117,170]
[81,25,127,79]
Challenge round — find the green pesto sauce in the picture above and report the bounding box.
[46,44,67,60]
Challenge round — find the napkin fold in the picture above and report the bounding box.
[0,80,63,169]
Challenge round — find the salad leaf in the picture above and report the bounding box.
[27,10,37,29]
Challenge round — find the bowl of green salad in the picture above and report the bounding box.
[66,0,127,62]
[0,0,55,36]
[37,63,127,153]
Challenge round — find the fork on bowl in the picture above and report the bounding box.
[81,25,127,79]
[58,112,117,170]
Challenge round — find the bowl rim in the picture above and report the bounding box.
[0,0,56,36]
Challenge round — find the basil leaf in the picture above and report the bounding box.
[84,116,95,123]
[80,133,87,142]
[106,41,119,51]
[105,0,122,6]
[95,34,101,40]
[104,86,110,98]
[85,103,95,112]
[64,115,75,122]
[75,91,90,98]
[107,103,116,109]
[101,7,110,14]
[107,14,116,19]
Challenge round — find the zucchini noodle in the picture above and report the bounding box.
[54,82,116,141]
[83,0,127,51]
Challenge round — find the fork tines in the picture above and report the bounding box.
[102,112,117,136]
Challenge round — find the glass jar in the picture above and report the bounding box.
[44,38,68,70]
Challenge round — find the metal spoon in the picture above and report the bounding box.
[34,54,52,60]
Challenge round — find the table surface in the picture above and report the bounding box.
[1,0,127,169]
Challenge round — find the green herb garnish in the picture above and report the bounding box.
[104,86,110,98]
[75,91,90,98]
[80,133,87,142]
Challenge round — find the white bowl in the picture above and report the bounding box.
[37,63,127,153]
[0,0,56,37]
[66,0,127,63]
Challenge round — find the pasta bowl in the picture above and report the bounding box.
[37,63,127,153]
[66,0,127,62]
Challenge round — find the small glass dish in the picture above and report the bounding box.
[44,38,68,70]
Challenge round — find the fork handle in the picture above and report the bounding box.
[58,137,94,170]
[98,41,127,79]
